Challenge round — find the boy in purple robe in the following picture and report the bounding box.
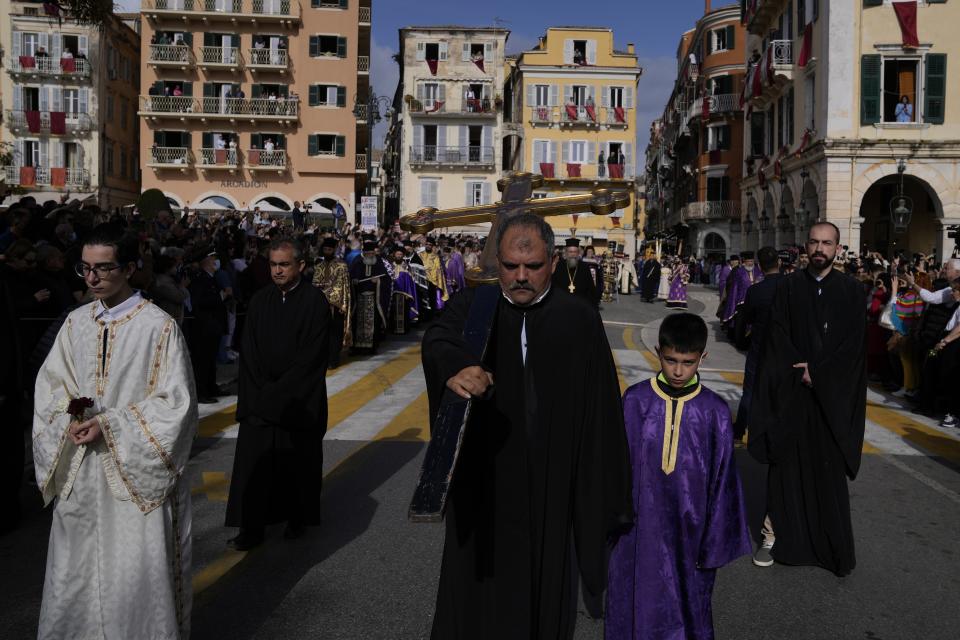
[607,313,752,640]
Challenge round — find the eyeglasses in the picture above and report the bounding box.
[75,263,123,279]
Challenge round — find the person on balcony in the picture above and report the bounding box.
[895,96,914,123]
[61,47,73,59]
[465,87,476,112]
[36,46,49,58]
[598,151,606,178]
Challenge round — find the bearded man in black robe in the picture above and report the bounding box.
[349,240,391,354]
[551,237,599,308]
[749,222,867,576]
[423,214,633,639]
[640,252,661,302]
[225,236,330,550]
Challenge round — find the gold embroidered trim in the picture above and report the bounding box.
[170,489,185,629]
[147,321,173,394]
[98,413,164,513]
[129,403,177,477]
[649,378,702,475]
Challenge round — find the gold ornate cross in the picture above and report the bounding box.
[400,172,631,284]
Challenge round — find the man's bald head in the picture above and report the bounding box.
[810,221,841,244]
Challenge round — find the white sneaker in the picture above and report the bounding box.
[940,414,958,428]
[891,388,908,398]
[753,521,776,567]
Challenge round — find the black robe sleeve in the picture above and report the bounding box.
[573,315,634,598]
[421,288,485,430]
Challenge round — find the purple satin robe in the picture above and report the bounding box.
[666,267,688,309]
[445,252,466,294]
[393,270,420,321]
[720,266,763,323]
[606,379,751,640]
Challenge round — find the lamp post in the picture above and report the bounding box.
[889,157,913,234]
[353,92,394,197]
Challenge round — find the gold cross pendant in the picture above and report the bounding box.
[568,283,576,293]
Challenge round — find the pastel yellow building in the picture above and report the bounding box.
[505,27,643,256]
[741,0,960,259]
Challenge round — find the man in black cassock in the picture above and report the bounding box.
[551,237,599,308]
[749,222,867,576]
[225,236,329,550]
[423,214,633,639]
[640,252,661,302]
[349,240,391,354]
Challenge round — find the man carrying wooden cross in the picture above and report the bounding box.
[421,212,633,639]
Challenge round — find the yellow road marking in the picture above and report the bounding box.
[866,403,960,465]
[611,351,628,395]
[193,549,247,595]
[374,390,431,442]
[192,471,229,501]
[862,441,881,454]
[198,405,238,438]
[326,345,422,431]
[622,326,660,370]
[718,371,745,385]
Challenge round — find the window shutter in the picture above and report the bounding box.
[863,0,881,7]
[727,25,735,51]
[459,125,468,157]
[587,141,596,165]
[52,87,63,112]
[336,135,346,156]
[309,36,319,57]
[251,133,262,149]
[13,85,22,111]
[526,84,535,106]
[416,42,425,61]
[482,182,491,205]
[78,35,88,57]
[860,55,882,125]
[337,86,346,107]
[439,42,448,61]
[438,125,447,149]
[339,0,348,7]
[439,84,446,102]
[563,39,574,64]
[202,131,213,148]
[40,140,48,169]
[482,125,492,160]
[12,32,21,58]
[924,53,947,124]
[563,85,572,104]
[413,125,423,151]
[308,85,319,106]
[549,84,559,107]
[465,182,473,206]
[39,33,49,53]
[484,42,493,63]
[561,141,568,164]
[80,88,89,115]
[812,0,819,20]
[416,83,424,102]
[203,83,214,98]
[706,32,713,56]
[252,84,262,99]
[625,86,634,109]
[601,86,609,108]
[462,43,471,62]
[624,143,633,176]
[39,87,49,112]
[586,40,597,65]
[308,134,318,156]
[548,141,558,164]
[53,141,64,168]
[337,36,347,58]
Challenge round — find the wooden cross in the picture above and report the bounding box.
[400,171,631,284]
[399,172,630,522]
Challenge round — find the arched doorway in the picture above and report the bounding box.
[703,232,726,262]
[859,174,942,258]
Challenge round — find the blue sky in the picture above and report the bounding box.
[123,0,731,152]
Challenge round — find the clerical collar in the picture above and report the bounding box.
[95,290,143,322]
[655,372,701,398]
[279,278,302,303]
[500,284,551,309]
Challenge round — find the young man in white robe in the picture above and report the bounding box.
[33,224,198,639]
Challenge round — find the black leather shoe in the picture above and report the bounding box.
[228,530,264,551]
[198,396,218,405]
[283,522,306,540]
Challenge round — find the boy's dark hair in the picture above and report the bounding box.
[82,223,140,266]
[659,313,708,354]
[757,246,779,272]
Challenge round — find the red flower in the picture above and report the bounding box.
[67,397,94,421]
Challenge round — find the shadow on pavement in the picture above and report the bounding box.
[191,434,425,640]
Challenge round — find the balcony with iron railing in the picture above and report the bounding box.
[6,110,94,135]
[199,47,242,69]
[4,165,90,189]
[680,200,741,222]
[148,44,195,68]
[246,148,287,170]
[537,161,634,181]
[359,5,371,25]
[139,96,299,122]
[199,148,240,168]
[142,0,300,24]
[247,48,288,72]
[7,55,91,80]
[744,0,787,35]
[687,94,740,122]
[409,145,495,168]
[355,153,367,172]
[358,56,370,74]
[148,147,193,168]
[408,97,500,117]
[531,105,632,128]
[560,105,602,128]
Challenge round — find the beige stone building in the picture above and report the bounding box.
[741,0,960,259]
[137,0,371,219]
[386,26,510,233]
[1,3,141,209]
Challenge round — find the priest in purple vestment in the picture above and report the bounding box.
[720,251,762,326]
[715,255,739,319]
[607,313,751,640]
[443,246,466,294]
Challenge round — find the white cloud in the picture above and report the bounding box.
[634,55,679,159]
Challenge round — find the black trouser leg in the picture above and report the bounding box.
[0,393,24,534]
[329,312,344,368]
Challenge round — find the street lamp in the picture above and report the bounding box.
[776,204,793,232]
[353,92,394,197]
[744,214,754,235]
[889,157,913,233]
